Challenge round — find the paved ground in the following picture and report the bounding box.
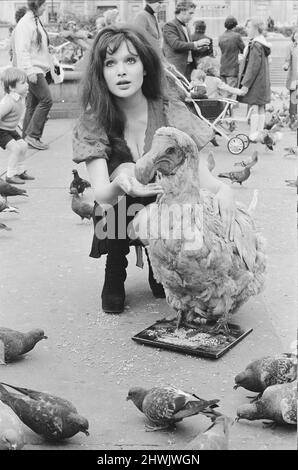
[0,102,297,450]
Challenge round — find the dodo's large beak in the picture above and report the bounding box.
[135,152,156,185]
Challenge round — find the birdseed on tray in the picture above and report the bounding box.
[149,327,225,349]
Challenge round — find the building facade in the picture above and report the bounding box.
[0,1,297,35]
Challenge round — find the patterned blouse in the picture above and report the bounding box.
[72,97,213,171]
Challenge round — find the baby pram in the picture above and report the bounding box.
[166,66,252,155]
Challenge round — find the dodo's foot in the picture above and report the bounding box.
[209,320,231,336]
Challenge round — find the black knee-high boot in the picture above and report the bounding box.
[101,239,129,313]
[145,248,166,299]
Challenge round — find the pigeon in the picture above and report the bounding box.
[285,178,298,190]
[264,113,281,130]
[0,383,89,441]
[234,354,297,400]
[236,380,297,426]
[218,166,251,185]
[0,196,18,214]
[206,151,215,172]
[284,147,297,157]
[0,328,48,364]
[126,386,220,430]
[183,415,232,450]
[0,178,28,202]
[0,223,11,231]
[70,188,93,221]
[234,151,258,169]
[258,130,282,151]
[0,401,25,450]
[69,169,91,195]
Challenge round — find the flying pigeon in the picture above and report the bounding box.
[0,383,89,441]
[218,166,251,185]
[236,380,297,426]
[234,354,297,400]
[0,401,25,450]
[69,170,91,195]
[0,328,47,364]
[70,188,93,221]
[234,151,258,169]
[183,415,232,450]
[126,386,220,430]
[0,178,28,202]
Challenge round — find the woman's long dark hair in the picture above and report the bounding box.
[80,26,165,137]
[27,0,49,50]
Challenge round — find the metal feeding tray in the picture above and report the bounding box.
[132,319,253,359]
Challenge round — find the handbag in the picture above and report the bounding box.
[49,53,64,84]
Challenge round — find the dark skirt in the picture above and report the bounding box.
[89,195,156,258]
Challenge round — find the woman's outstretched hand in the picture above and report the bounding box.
[116,173,163,198]
[213,184,236,241]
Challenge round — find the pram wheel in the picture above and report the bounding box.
[236,134,250,149]
[227,137,245,155]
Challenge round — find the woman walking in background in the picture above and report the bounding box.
[14,0,52,150]
[238,18,271,142]
[284,30,297,130]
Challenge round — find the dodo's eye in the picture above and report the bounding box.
[166,147,176,155]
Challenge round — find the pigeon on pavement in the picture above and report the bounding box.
[0,196,19,214]
[0,328,47,364]
[70,170,91,195]
[218,166,251,185]
[0,223,12,231]
[126,386,220,430]
[236,380,297,426]
[0,383,89,441]
[183,415,232,450]
[70,188,93,221]
[0,178,28,202]
[284,147,297,157]
[0,401,25,450]
[234,151,258,169]
[234,354,297,399]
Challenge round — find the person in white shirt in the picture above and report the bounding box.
[14,0,52,150]
[0,68,35,184]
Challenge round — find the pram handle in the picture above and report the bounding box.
[192,98,239,105]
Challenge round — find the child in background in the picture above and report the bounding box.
[0,67,35,184]
[197,57,244,99]
[189,68,208,99]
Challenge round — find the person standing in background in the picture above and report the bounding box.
[191,20,214,68]
[14,0,52,150]
[10,7,28,66]
[134,1,164,54]
[238,18,271,142]
[163,1,210,79]
[284,30,297,129]
[219,16,245,91]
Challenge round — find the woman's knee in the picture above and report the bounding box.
[40,94,53,109]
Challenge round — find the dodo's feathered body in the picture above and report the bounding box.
[135,127,266,332]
